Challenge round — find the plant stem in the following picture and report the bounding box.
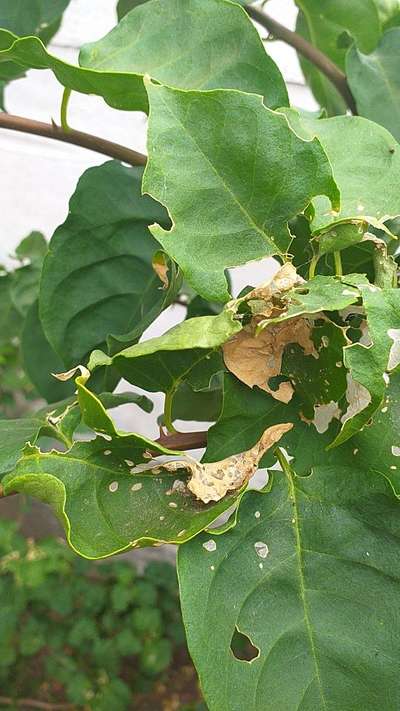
[334,250,343,276]
[163,387,178,434]
[308,254,319,279]
[246,5,357,114]
[60,87,72,132]
[0,113,146,166]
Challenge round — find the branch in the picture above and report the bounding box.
[0,113,146,166]
[246,5,357,114]
[154,429,207,453]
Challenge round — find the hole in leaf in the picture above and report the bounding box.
[230,627,259,662]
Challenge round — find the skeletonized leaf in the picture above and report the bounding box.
[144,81,339,301]
[152,423,292,503]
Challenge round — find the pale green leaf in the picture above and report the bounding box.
[144,82,339,301]
[89,309,241,396]
[39,161,176,367]
[83,0,287,109]
[347,29,400,142]
[0,0,287,113]
[282,109,400,233]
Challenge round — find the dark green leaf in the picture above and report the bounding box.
[39,161,176,367]
[179,433,400,710]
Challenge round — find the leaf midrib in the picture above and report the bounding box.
[286,466,328,710]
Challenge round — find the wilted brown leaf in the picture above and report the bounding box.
[153,423,292,503]
[223,317,316,403]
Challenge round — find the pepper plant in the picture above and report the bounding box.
[1,1,400,709]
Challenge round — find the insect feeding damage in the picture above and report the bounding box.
[153,423,292,504]
[223,263,316,402]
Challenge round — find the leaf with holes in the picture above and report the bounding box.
[178,443,400,711]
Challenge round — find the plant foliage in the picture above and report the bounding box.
[2,0,400,708]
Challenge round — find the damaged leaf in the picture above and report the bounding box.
[178,446,400,711]
[143,82,339,301]
[332,285,400,446]
[223,316,316,403]
[153,423,292,503]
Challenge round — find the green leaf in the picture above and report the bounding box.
[332,284,400,446]
[0,0,70,87]
[282,109,400,233]
[178,443,400,710]
[347,28,400,142]
[39,161,177,367]
[0,416,61,481]
[0,0,287,113]
[2,433,245,558]
[295,0,380,72]
[82,0,287,109]
[295,11,347,116]
[171,380,222,423]
[14,230,47,264]
[257,274,361,330]
[144,81,339,301]
[117,0,148,21]
[89,309,241,397]
[374,0,400,28]
[21,300,75,403]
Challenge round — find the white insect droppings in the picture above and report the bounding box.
[390,465,397,470]
[168,502,178,508]
[383,372,390,385]
[392,446,400,457]
[109,481,119,493]
[366,551,370,557]
[357,204,365,212]
[102,433,112,441]
[254,541,269,559]
[342,289,357,297]
[353,448,359,455]
[203,539,217,552]
[388,329,400,371]
[381,406,388,413]
[254,511,261,519]
[104,450,111,456]
[131,482,143,492]
[125,459,135,467]
[321,335,330,348]
[336,361,343,368]
[210,565,215,571]
[159,516,165,521]
[292,518,296,524]
[259,562,263,570]
[143,450,153,460]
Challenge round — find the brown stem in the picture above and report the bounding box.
[0,113,146,166]
[0,697,74,710]
[246,5,357,114]
[154,429,207,453]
